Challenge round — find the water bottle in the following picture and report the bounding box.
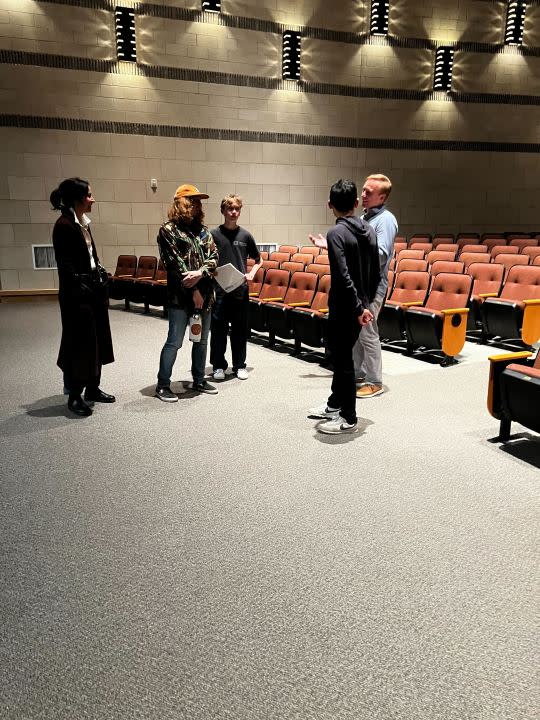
[189,313,202,342]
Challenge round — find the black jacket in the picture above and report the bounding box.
[327,215,380,318]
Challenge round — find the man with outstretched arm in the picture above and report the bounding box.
[308,179,380,434]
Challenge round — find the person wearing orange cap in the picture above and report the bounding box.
[155,184,219,401]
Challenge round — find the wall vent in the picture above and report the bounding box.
[32,245,57,270]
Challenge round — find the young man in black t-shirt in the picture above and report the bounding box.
[210,194,262,380]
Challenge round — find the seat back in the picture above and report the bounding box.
[283,271,318,306]
[389,270,430,304]
[258,269,290,301]
[291,253,313,266]
[426,272,472,311]
[482,237,507,252]
[262,259,279,271]
[246,258,255,270]
[259,251,269,260]
[500,265,540,301]
[492,253,529,277]
[432,235,455,248]
[310,273,331,312]
[521,246,540,263]
[468,262,504,297]
[387,269,395,297]
[534,256,540,267]
[269,251,291,263]
[427,250,457,265]
[114,254,137,277]
[278,245,298,254]
[459,244,486,256]
[393,241,407,256]
[281,261,305,274]
[314,254,330,266]
[432,243,457,254]
[409,242,433,254]
[460,252,490,270]
[397,249,425,262]
[397,258,428,273]
[154,260,167,282]
[247,267,265,296]
[430,260,465,276]
[299,246,320,258]
[409,233,432,244]
[135,256,157,279]
[457,232,480,241]
[457,237,480,250]
[509,238,538,251]
[491,245,518,259]
[306,262,330,278]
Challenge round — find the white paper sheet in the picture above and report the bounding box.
[214,263,246,293]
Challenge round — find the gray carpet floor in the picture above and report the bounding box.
[0,301,538,720]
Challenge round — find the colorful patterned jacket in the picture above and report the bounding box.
[157,220,218,310]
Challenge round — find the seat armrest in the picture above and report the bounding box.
[319,308,329,314]
[261,297,284,302]
[523,299,540,306]
[488,351,532,364]
[440,307,469,315]
[401,301,423,307]
[248,292,258,297]
[288,301,310,307]
[487,351,533,418]
[478,292,498,299]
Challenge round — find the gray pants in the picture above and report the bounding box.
[353,295,384,384]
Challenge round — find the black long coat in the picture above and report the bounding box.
[52,211,114,384]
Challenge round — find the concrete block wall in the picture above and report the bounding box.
[0,0,538,289]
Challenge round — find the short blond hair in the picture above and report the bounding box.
[220,194,243,213]
[365,174,392,199]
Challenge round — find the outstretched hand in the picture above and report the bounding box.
[308,233,328,250]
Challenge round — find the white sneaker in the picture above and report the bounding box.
[235,368,249,380]
[213,368,226,380]
[308,404,340,420]
[318,415,358,434]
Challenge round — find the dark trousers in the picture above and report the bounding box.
[65,368,101,400]
[326,315,361,425]
[210,289,249,371]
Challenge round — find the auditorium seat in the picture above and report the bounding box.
[426,250,457,266]
[305,262,330,279]
[432,243,457,254]
[521,246,540,263]
[262,259,279,271]
[482,237,507,252]
[460,252,491,270]
[248,268,290,333]
[459,244,487,256]
[491,253,529,278]
[482,265,540,347]
[408,233,432,245]
[491,245,518,260]
[299,246,321,258]
[432,235,455,248]
[430,260,465,276]
[314,255,330,266]
[278,245,298,255]
[393,241,407,256]
[404,272,472,365]
[397,249,425,262]
[269,251,291,264]
[378,270,430,344]
[467,262,504,337]
[117,256,157,310]
[108,255,137,299]
[281,261,305,274]
[290,274,331,353]
[265,271,319,345]
[456,237,480,251]
[142,260,168,317]
[291,252,314,266]
[409,242,433,254]
[487,349,540,441]
[396,258,428,273]
[508,238,538,252]
[247,267,265,297]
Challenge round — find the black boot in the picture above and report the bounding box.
[68,395,92,416]
[84,388,116,403]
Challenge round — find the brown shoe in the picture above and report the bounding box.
[356,383,384,398]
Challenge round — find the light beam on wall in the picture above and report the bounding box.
[505,1,526,45]
[202,0,221,12]
[370,0,389,36]
[433,47,454,92]
[282,31,301,80]
[115,6,136,62]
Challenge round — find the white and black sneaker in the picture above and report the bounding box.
[213,368,226,380]
[155,386,178,403]
[318,415,358,434]
[193,380,218,395]
[308,404,340,420]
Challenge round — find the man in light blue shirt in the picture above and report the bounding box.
[354,174,398,398]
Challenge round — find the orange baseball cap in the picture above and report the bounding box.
[175,184,209,199]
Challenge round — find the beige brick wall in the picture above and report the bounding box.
[0,1,115,59]
[224,0,367,33]
[390,0,507,44]
[454,51,540,96]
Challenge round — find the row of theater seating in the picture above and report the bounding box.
[393,232,540,250]
[381,264,540,358]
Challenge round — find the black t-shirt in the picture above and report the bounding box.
[211,225,261,297]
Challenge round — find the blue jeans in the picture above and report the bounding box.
[157,307,211,387]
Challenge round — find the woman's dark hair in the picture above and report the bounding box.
[50,177,90,211]
[329,178,358,213]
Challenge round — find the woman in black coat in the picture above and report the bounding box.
[51,177,115,416]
